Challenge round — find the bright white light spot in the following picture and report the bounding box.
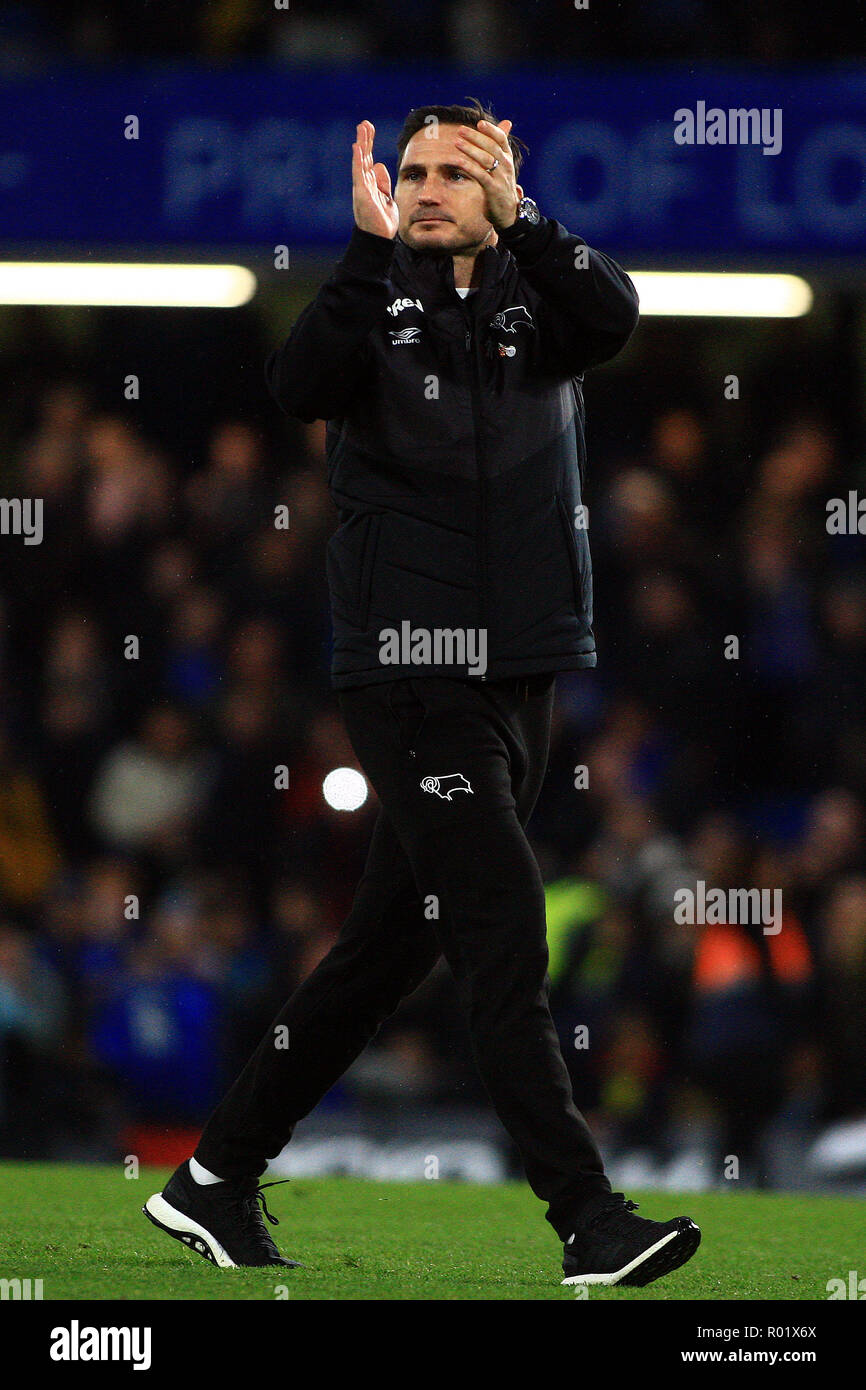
[628,272,812,317]
[323,767,368,812]
[0,262,257,307]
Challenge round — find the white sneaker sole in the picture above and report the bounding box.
[561,1227,679,1286]
[143,1192,237,1268]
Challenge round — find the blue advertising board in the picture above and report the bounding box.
[0,64,864,257]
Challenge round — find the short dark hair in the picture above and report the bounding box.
[396,97,528,180]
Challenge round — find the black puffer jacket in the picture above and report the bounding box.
[266,215,639,688]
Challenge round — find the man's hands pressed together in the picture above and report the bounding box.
[352,115,523,250]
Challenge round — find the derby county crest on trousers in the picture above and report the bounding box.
[420,774,473,800]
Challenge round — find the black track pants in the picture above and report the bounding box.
[195,674,611,1239]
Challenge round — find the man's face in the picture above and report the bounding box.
[395,123,495,254]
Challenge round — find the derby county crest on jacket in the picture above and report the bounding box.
[490,305,534,333]
[420,774,473,800]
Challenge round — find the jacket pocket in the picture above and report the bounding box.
[357,512,381,629]
[387,678,429,755]
[555,491,585,612]
[326,511,382,631]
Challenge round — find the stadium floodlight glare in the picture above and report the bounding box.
[628,272,813,317]
[0,262,257,307]
[322,767,369,813]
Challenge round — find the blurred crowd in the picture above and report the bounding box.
[2,0,864,70]
[0,285,865,1186]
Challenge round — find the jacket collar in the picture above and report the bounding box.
[391,232,511,314]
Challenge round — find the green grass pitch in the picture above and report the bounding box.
[0,1162,861,1300]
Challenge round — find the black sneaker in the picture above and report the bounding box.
[561,1192,700,1287]
[142,1160,302,1268]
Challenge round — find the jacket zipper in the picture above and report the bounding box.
[465,318,488,680]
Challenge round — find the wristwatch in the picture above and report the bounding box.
[498,197,542,240]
